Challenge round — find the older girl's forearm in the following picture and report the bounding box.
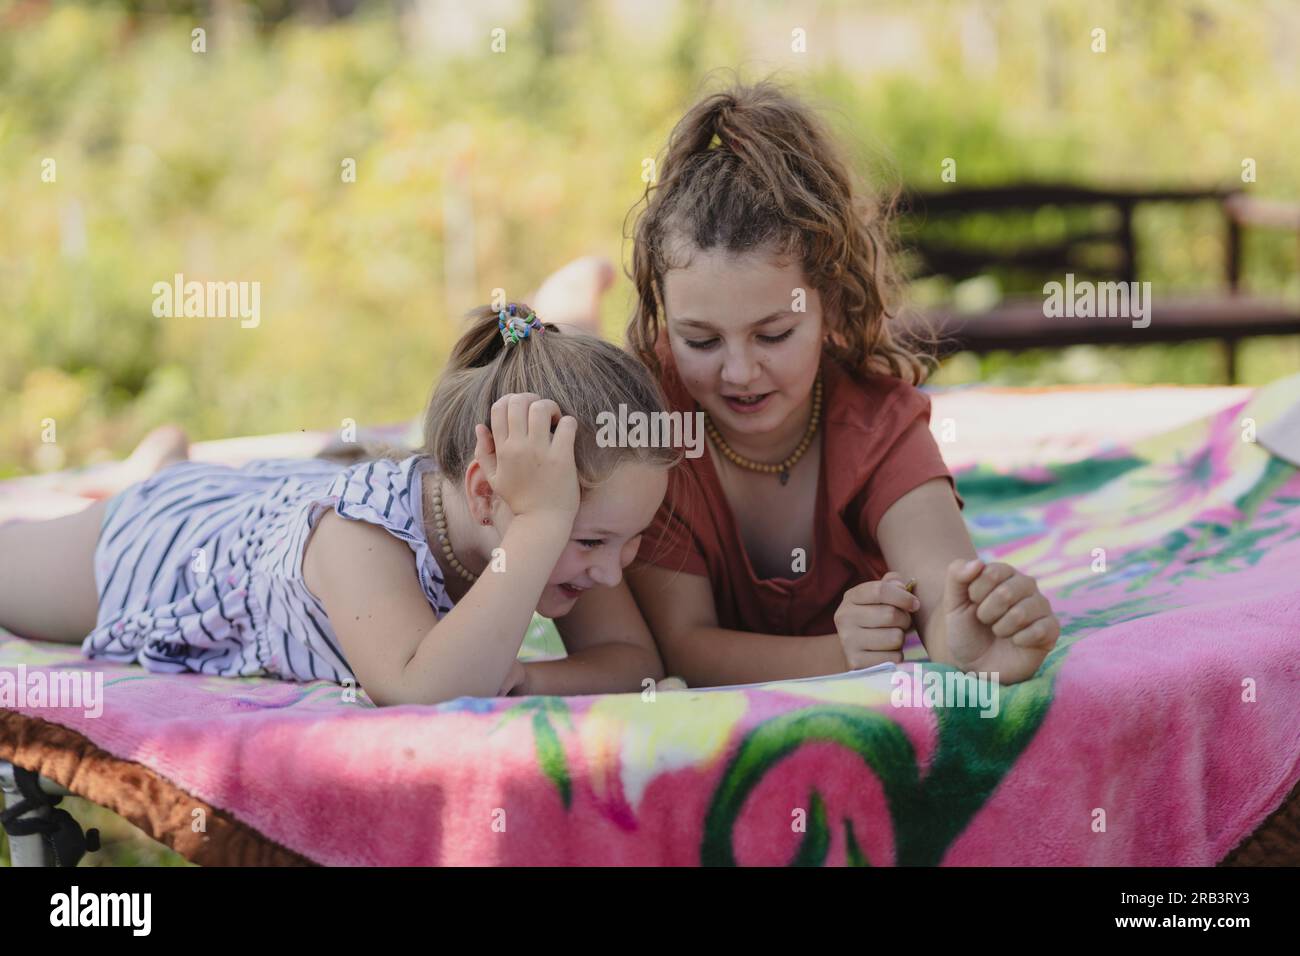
[396,513,571,704]
[665,626,852,687]
[914,606,953,667]
[524,643,664,696]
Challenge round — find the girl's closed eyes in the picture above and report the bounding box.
[684,327,796,349]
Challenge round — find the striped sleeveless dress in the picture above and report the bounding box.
[84,453,452,683]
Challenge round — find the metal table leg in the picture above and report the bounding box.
[0,759,99,867]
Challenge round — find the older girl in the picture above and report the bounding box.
[624,82,1061,686]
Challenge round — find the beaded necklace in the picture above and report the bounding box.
[702,373,823,485]
[429,475,478,583]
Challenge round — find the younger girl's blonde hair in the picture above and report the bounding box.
[416,304,680,489]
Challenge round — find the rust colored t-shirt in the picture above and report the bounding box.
[634,349,965,637]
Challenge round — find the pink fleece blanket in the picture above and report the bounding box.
[3,378,1299,865]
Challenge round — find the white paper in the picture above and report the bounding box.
[675,661,897,693]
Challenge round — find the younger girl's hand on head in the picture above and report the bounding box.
[941,559,1060,682]
[474,393,580,524]
[833,570,918,669]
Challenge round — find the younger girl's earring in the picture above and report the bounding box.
[481,517,492,526]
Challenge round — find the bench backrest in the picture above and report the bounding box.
[896,184,1245,293]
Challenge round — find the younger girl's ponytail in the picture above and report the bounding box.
[423,303,680,488]
[442,304,545,372]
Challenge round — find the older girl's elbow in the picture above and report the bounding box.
[640,647,667,684]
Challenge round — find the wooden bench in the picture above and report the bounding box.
[897,185,1300,382]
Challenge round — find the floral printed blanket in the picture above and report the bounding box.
[2,376,1299,865]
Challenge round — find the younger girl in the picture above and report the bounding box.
[0,305,676,705]
[624,81,1061,686]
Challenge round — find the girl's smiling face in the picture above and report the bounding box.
[662,246,824,450]
[508,461,668,619]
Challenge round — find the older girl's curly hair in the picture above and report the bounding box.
[626,79,936,386]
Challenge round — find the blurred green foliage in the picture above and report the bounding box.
[2,0,1298,478]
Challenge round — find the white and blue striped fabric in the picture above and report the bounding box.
[84,453,451,684]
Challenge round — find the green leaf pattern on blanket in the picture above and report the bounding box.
[792,791,831,866]
[1062,456,1300,598]
[493,696,575,809]
[702,647,1066,866]
[955,455,1145,513]
[790,793,875,865]
[844,818,870,866]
